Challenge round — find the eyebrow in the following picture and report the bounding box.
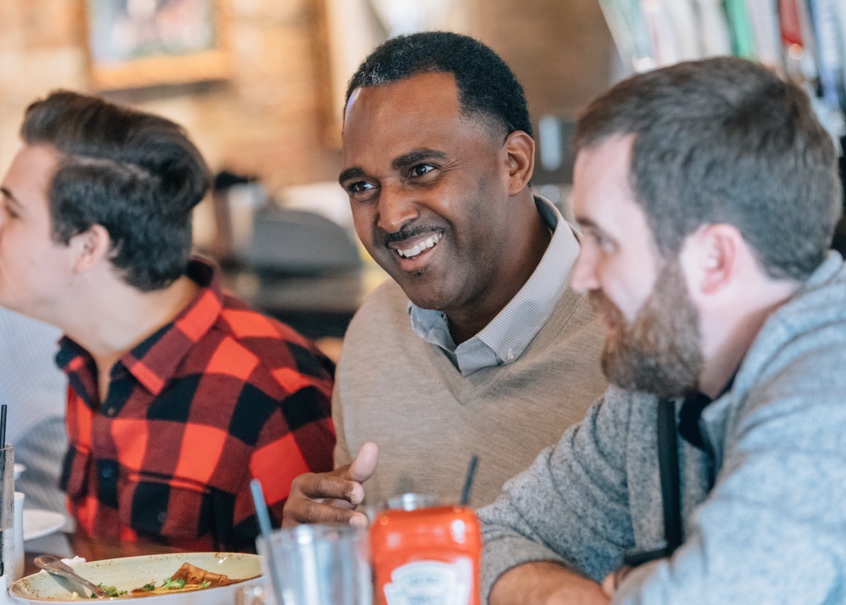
[0,186,21,209]
[338,167,364,185]
[392,148,447,171]
[574,215,598,230]
[338,148,448,186]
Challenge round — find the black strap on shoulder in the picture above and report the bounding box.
[621,398,682,568]
[656,398,682,553]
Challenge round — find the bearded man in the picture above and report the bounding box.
[480,57,846,605]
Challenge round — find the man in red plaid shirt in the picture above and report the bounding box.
[0,91,335,551]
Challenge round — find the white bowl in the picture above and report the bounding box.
[10,552,262,604]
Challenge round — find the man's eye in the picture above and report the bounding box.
[410,164,435,178]
[346,181,377,202]
[587,229,614,252]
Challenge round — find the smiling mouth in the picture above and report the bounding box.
[394,232,444,259]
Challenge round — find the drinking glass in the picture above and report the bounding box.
[256,524,371,605]
[234,582,272,605]
[13,491,24,581]
[0,445,15,583]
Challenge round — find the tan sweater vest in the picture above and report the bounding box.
[333,278,608,507]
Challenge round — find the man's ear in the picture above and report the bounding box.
[503,130,535,195]
[70,224,111,273]
[683,224,742,296]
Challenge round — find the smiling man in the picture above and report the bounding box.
[0,91,336,550]
[480,57,846,604]
[282,32,607,525]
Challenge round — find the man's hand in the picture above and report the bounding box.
[601,566,630,600]
[282,442,379,528]
[490,561,610,605]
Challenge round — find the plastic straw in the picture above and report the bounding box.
[0,404,7,448]
[250,479,284,604]
[250,479,273,538]
[460,454,479,506]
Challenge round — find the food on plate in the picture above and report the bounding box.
[97,585,127,598]
[128,563,259,597]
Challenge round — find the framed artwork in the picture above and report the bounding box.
[84,0,232,90]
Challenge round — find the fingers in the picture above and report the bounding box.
[601,573,615,598]
[602,565,630,599]
[286,497,370,528]
[294,471,364,505]
[281,445,379,528]
[346,442,379,484]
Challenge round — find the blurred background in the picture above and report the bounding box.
[0,0,616,206]
[1,0,844,346]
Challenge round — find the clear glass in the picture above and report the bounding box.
[234,582,272,605]
[364,492,454,523]
[385,493,442,511]
[13,491,24,581]
[0,444,15,581]
[256,524,371,605]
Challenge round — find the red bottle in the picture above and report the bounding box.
[370,495,481,605]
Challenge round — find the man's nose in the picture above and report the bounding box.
[376,183,418,235]
[571,247,600,293]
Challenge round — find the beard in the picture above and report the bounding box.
[589,260,703,398]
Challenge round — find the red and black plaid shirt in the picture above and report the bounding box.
[59,258,335,551]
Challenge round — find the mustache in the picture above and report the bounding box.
[384,225,442,246]
[587,290,624,322]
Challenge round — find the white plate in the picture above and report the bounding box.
[10,552,262,604]
[14,463,26,480]
[23,510,66,542]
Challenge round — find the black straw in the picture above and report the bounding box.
[460,454,479,506]
[0,404,7,448]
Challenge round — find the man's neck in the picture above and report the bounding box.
[64,275,199,401]
[699,279,802,398]
[447,195,551,345]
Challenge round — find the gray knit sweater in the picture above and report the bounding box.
[480,252,846,604]
[333,277,607,507]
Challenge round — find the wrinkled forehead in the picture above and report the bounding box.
[344,72,463,131]
[341,73,498,169]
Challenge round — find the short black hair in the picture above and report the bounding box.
[21,90,211,291]
[575,57,841,280]
[345,31,532,138]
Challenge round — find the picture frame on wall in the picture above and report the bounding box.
[85,0,232,90]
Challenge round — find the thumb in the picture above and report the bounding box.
[347,442,379,483]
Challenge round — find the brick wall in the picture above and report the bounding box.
[0,0,613,190]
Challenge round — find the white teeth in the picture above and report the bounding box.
[397,232,443,258]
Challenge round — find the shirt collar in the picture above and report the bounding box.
[56,257,225,398]
[678,375,737,450]
[408,196,581,376]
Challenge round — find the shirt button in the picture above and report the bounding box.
[106,408,116,417]
[506,349,516,362]
[157,512,167,524]
[100,467,114,479]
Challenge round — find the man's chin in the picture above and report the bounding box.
[402,282,455,313]
[603,353,699,399]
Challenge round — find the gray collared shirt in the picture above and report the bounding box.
[408,196,580,377]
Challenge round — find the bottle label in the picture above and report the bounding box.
[383,557,473,605]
